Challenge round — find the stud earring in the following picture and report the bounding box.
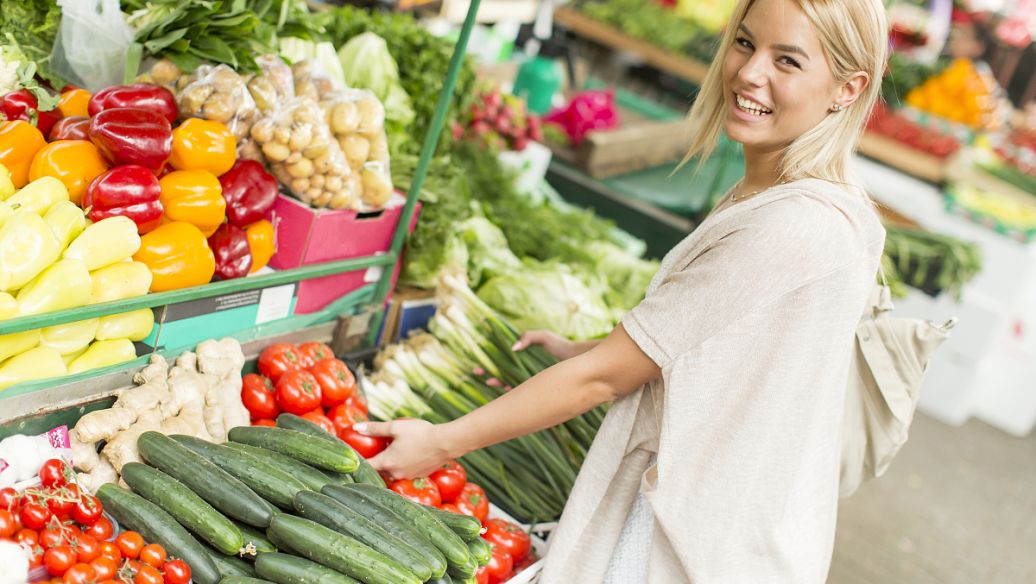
[831,104,845,112]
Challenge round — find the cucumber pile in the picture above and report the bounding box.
[97,415,489,584]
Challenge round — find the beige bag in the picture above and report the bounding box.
[839,277,957,497]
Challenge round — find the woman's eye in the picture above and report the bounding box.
[735,36,753,49]
[779,56,801,69]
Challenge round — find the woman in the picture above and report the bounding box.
[356,0,889,580]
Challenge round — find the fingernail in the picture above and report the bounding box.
[511,342,521,351]
[353,423,368,434]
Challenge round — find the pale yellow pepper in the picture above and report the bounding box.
[0,201,12,228]
[0,329,40,362]
[0,211,63,292]
[43,201,88,250]
[5,176,69,216]
[96,309,155,342]
[90,262,153,304]
[61,346,88,366]
[40,318,99,355]
[63,216,141,271]
[0,346,66,391]
[0,292,16,319]
[16,259,92,316]
[67,338,136,374]
[0,163,14,200]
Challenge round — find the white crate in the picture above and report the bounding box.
[489,503,552,584]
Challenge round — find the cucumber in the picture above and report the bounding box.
[204,546,257,577]
[321,484,447,578]
[293,490,434,581]
[228,426,358,473]
[467,538,491,567]
[340,484,472,570]
[446,554,479,580]
[218,577,274,584]
[223,441,332,492]
[172,435,309,509]
[424,505,484,541]
[138,431,276,528]
[275,414,384,487]
[254,552,360,584]
[96,484,221,584]
[267,514,421,584]
[426,577,453,584]
[233,519,278,556]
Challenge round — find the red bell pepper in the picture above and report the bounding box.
[88,83,178,125]
[1,89,64,137]
[218,160,279,227]
[84,165,164,234]
[49,116,91,141]
[89,108,172,174]
[208,223,252,280]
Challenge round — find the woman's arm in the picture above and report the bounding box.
[358,324,660,479]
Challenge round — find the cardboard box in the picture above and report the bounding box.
[270,194,421,314]
[380,287,438,346]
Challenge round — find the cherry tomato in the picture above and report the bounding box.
[161,558,191,584]
[21,501,53,530]
[430,461,467,504]
[483,543,513,584]
[44,545,76,576]
[0,509,17,538]
[257,342,304,384]
[28,546,44,569]
[98,540,121,562]
[90,556,118,580]
[62,563,96,584]
[71,494,102,526]
[441,503,463,515]
[297,341,335,368]
[139,543,166,568]
[252,418,277,427]
[241,373,280,419]
[274,370,322,415]
[475,565,490,584]
[15,527,40,548]
[328,401,367,433]
[455,483,489,523]
[302,410,337,436]
[84,516,113,541]
[309,358,355,408]
[135,563,163,584]
[482,518,531,564]
[40,525,66,549]
[338,424,388,459]
[0,487,19,509]
[46,492,75,519]
[73,533,100,563]
[39,459,70,488]
[390,477,442,507]
[115,531,145,559]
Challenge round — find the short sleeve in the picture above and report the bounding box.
[621,192,871,369]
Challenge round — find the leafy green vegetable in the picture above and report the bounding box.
[338,32,415,137]
[577,0,718,62]
[881,52,947,107]
[0,0,63,86]
[579,241,658,313]
[278,37,346,87]
[882,225,981,300]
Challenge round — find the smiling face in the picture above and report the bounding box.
[722,0,845,155]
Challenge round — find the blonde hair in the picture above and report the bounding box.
[685,0,889,192]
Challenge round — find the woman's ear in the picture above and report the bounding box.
[833,71,870,110]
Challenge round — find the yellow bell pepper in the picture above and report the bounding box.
[63,216,141,271]
[134,221,216,291]
[0,346,66,391]
[246,219,275,273]
[169,118,237,176]
[0,292,16,319]
[0,162,14,200]
[0,329,40,362]
[61,346,88,366]
[96,309,155,342]
[43,200,88,250]
[67,338,136,375]
[0,211,63,292]
[57,89,91,118]
[40,318,99,355]
[159,170,227,237]
[29,140,109,205]
[6,176,70,216]
[89,261,153,303]
[0,121,47,189]
[16,259,92,316]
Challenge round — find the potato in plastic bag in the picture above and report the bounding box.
[135,58,185,92]
[250,96,357,210]
[360,161,394,208]
[176,64,258,141]
[292,59,343,102]
[247,54,295,112]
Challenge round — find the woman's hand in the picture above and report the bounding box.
[512,330,582,361]
[355,419,454,480]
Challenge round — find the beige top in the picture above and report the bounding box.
[539,179,886,583]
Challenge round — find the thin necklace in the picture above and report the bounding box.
[730,179,784,202]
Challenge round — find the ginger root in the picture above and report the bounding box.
[102,411,162,472]
[69,434,100,473]
[76,457,117,494]
[74,408,136,444]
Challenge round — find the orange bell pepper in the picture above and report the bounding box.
[0,121,47,189]
[57,89,92,118]
[246,219,275,273]
[133,221,216,292]
[29,140,109,205]
[159,169,227,237]
[169,118,237,176]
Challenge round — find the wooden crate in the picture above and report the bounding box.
[576,118,694,178]
[858,131,948,184]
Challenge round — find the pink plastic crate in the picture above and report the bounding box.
[269,193,420,314]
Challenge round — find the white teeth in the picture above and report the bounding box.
[736,95,772,115]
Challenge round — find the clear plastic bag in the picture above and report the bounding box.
[321,89,394,207]
[176,65,258,141]
[291,59,343,102]
[246,55,295,112]
[249,97,358,210]
[135,58,186,92]
[50,0,134,92]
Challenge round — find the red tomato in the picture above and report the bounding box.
[258,343,304,383]
[139,543,166,568]
[0,509,16,538]
[482,518,531,564]
[71,494,102,526]
[0,487,19,509]
[62,563,96,584]
[115,531,145,559]
[15,527,39,548]
[440,503,463,515]
[252,418,277,427]
[274,370,322,415]
[484,543,514,584]
[347,393,368,415]
[455,483,489,523]
[328,401,367,433]
[44,545,76,576]
[475,566,490,584]
[97,540,121,562]
[390,478,442,507]
[40,525,65,549]
[90,556,118,580]
[84,516,113,541]
[45,491,74,519]
[430,461,467,504]
[302,410,336,436]
[309,358,355,408]
[39,459,70,488]
[338,424,388,459]
[135,564,164,584]
[297,342,335,368]
[73,533,100,563]
[20,501,53,530]
[161,558,192,584]
[241,373,280,419]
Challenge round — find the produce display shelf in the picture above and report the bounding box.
[857,131,948,184]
